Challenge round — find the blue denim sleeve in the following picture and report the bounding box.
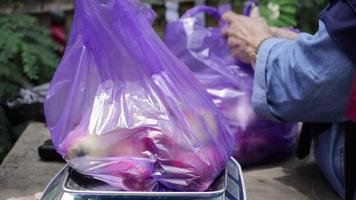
[252,21,355,123]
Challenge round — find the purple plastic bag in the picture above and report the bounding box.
[165,5,297,167]
[44,0,234,192]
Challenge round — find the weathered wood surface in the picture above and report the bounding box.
[0,123,64,200]
[243,156,340,200]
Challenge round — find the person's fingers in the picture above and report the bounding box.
[227,36,247,49]
[227,37,239,48]
[222,27,238,38]
[231,48,250,63]
[222,12,247,24]
[227,37,237,47]
[221,27,230,37]
[222,24,242,37]
[250,7,261,18]
[222,11,239,23]
[230,45,244,56]
[231,48,241,58]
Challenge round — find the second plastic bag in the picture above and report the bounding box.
[44,0,234,191]
[165,5,297,167]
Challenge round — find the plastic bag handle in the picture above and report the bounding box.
[183,1,258,19]
[182,5,221,20]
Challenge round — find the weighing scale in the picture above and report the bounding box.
[41,158,246,200]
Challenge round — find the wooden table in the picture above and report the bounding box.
[0,122,341,200]
[0,123,64,200]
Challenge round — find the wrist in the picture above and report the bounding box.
[257,36,272,51]
[270,27,279,37]
[270,27,298,40]
[249,35,272,66]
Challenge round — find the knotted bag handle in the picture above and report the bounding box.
[182,1,259,22]
[182,5,222,20]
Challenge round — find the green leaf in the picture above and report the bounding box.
[0,81,18,102]
[21,43,38,80]
[0,14,59,84]
[0,62,22,83]
[259,0,298,27]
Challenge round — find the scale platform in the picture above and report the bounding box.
[41,158,246,200]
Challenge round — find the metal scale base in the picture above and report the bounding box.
[41,158,246,200]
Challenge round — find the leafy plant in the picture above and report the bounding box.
[229,0,327,32]
[257,0,298,27]
[0,14,60,161]
[0,14,59,101]
[255,0,328,32]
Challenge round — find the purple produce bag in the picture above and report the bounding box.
[44,0,234,192]
[165,5,297,167]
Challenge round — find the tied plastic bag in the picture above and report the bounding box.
[165,5,297,167]
[44,0,234,192]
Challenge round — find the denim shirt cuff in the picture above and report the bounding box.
[252,38,288,122]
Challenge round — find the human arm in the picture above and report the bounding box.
[221,9,298,65]
[252,21,355,122]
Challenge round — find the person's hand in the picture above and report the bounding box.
[271,27,298,40]
[222,8,273,64]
